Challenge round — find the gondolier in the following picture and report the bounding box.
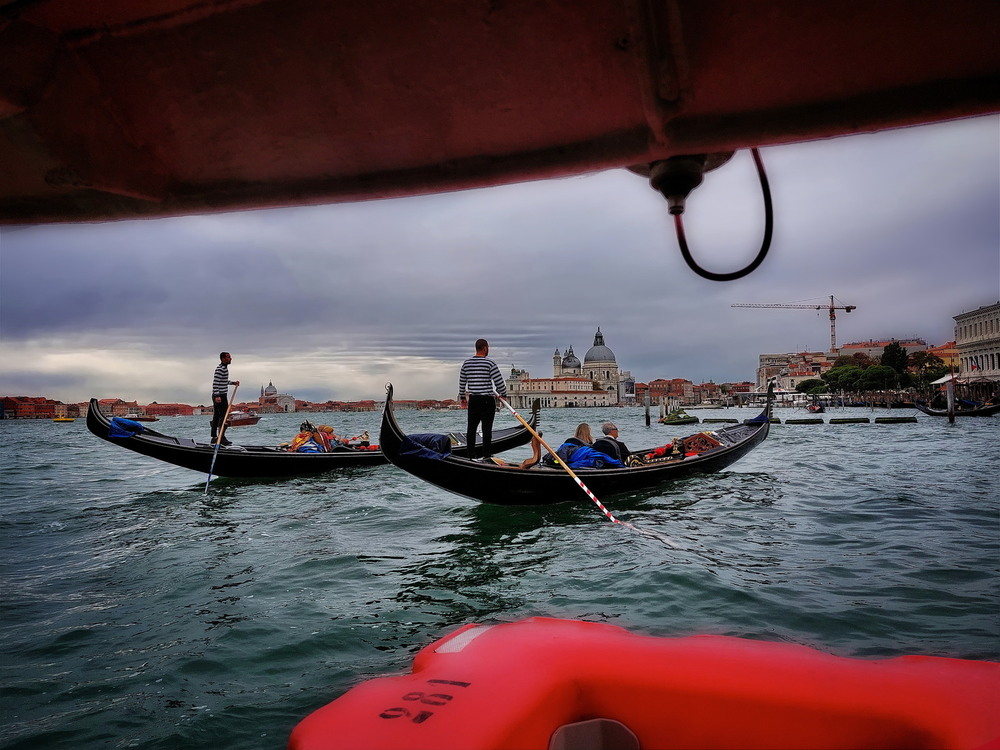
[211,352,240,445]
[459,338,507,461]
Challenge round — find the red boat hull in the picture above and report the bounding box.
[225,416,261,426]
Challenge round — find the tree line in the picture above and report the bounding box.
[794,342,949,396]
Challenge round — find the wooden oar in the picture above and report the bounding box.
[495,393,679,546]
[204,383,239,494]
[494,393,627,525]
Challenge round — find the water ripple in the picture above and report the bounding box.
[1,409,997,748]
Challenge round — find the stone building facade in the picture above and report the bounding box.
[506,328,635,409]
[838,338,929,360]
[258,380,296,412]
[755,351,836,391]
[954,302,1000,381]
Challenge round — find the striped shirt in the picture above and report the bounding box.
[212,363,232,396]
[459,356,506,398]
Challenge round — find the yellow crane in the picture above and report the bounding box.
[732,296,857,351]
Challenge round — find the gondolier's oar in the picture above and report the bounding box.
[494,392,678,546]
[204,383,239,494]
[493,392,629,526]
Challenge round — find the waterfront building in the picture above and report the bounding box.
[1,396,61,419]
[694,381,723,404]
[755,351,836,391]
[295,399,381,412]
[94,398,147,418]
[579,328,636,405]
[506,328,634,408]
[925,341,959,370]
[728,382,755,396]
[954,302,1000,381]
[506,367,615,410]
[259,381,296,413]
[638,379,750,407]
[838,338,928,360]
[646,378,694,405]
[145,402,196,416]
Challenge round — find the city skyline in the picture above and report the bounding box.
[0,294,989,406]
[0,329,964,408]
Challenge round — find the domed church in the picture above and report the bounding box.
[258,380,296,412]
[583,327,620,394]
[507,328,635,409]
[552,345,582,376]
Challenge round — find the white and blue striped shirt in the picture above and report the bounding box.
[459,356,506,398]
[212,363,232,396]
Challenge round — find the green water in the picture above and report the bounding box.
[1,406,997,748]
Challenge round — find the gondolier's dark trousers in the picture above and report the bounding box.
[466,394,496,459]
[211,393,229,439]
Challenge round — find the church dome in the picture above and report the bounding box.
[561,345,581,369]
[263,380,278,396]
[584,328,616,363]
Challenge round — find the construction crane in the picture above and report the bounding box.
[732,296,857,351]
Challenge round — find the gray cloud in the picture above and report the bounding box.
[1,115,997,404]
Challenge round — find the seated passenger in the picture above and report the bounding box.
[546,423,623,469]
[592,422,631,463]
[288,422,344,452]
[543,423,591,466]
[570,423,593,446]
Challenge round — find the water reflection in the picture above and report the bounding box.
[359,505,558,629]
[361,469,787,638]
[205,465,381,492]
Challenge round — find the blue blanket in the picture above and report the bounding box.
[552,442,622,469]
[109,417,145,438]
[400,433,453,460]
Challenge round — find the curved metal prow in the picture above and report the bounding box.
[747,382,776,424]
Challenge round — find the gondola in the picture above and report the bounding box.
[381,384,772,506]
[914,400,1000,417]
[86,397,539,478]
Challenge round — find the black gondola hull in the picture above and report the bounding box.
[87,397,538,478]
[914,401,1000,417]
[381,384,771,506]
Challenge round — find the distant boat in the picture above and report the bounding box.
[807,404,825,413]
[659,409,699,425]
[127,415,158,422]
[226,410,261,427]
[86,397,538,478]
[52,417,75,423]
[914,400,1000,417]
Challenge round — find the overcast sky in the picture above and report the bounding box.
[1,115,997,405]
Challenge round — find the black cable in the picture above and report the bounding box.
[674,147,773,281]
